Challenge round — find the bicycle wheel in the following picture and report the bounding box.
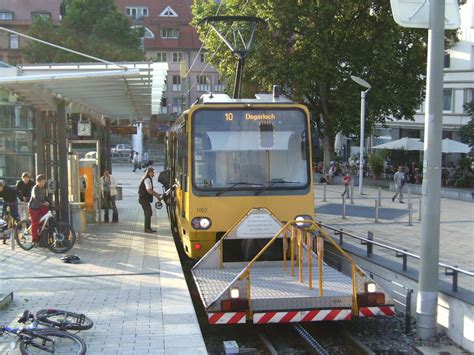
[15,219,34,250]
[46,222,76,254]
[19,329,86,355]
[36,309,93,331]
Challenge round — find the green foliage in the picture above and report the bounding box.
[454,177,472,188]
[368,152,384,177]
[23,0,144,63]
[460,100,474,149]
[192,0,458,165]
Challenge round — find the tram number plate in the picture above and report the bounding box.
[331,298,344,305]
[197,208,208,213]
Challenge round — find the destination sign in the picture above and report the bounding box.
[245,113,276,121]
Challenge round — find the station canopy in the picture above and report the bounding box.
[0,62,167,126]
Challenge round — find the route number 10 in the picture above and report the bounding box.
[225,112,234,121]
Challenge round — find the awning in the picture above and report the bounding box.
[0,62,167,125]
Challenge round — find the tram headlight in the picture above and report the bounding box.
[294,215,312,227]
[191,217,212,230]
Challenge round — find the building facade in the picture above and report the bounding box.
[0,0,61,65]
[373,2,474,146]
[114,0,223,122]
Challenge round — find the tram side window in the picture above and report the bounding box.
[176,125,188,183]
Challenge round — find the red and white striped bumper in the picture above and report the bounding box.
[359,306,395,317]
[208,312,247,324]
[253,309,353,324]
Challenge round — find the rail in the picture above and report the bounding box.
[317,221,474,292]
[234,220,368,316]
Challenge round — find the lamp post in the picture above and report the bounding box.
[351,75,372,195]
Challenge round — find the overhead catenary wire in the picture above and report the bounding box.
[0,26,128,70]
[183,0,250,100]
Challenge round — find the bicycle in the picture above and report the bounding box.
[1,204,17,245]
[15,208,77,253]
[0,309,87,354]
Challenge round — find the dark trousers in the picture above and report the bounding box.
[139,198,152,230]
[103,192,118,222]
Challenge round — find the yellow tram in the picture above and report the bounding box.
[161,93,315,259]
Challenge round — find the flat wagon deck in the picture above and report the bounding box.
[191,208,395,324]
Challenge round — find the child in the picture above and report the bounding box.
[341,173,351,198]
[28,175,49,243]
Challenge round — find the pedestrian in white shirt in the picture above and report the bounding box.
[392,166,405,203]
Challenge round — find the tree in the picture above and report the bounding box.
[460,100,474,149]
[23,0,144,63]
[192,0,457,167]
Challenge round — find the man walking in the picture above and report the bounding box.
[138,167,162,233]
[341,173,351,198]
[392,166,405,203]
[0,181,20,221]
[132,152,141,172]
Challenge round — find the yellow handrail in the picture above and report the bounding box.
[236,219,364,315]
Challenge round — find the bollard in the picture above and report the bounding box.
[375,199,379,222]
[11,231,15,251]
[418,198,422,221]
[367,231,373,256]
[408,188,412,204]
[378,187,382,207]
[323,183,327,202]
[342,196,346,219]
[350,185,354,204]
[408,202,413,226]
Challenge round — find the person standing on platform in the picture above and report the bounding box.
[392,166,405,203]
[16,172,35,220]
[100,170,119,223]
[341,173,351,198]
[138,167,162,233]
[0,181,20,221]
[16,172,35,202]
[28,175,50,244]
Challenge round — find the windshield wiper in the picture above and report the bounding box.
[254,180,300,195]
[216,182,263,196]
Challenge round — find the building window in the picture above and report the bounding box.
[159,6,178,17]
[160,98,168,114]
[172,52,183,63]
[215,77,225,92]
[197,75,209,92]
[443,89,453,112]
[156,52,167,62]
[172,76,181,92]
[464,88,474,111]
[161,28,179,39]
[0,12,13,20]
[172,97,181,114]
[200,52,206,63]
[400,129,420,139]
[31,12,51,20]
[9,34,19,49]
[444,52,450,68]
[126,7,148,20]
[163,78,167,92]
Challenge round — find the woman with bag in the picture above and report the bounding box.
[100,170,119,223]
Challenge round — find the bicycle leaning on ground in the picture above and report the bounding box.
[1,205,18,245]
[0,308,92,354]
[15,207,76,253]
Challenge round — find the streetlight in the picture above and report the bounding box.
[351,75,371,195]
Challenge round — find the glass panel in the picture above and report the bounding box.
[193,109,309,193]
[0,105,34,129]
[443,89,453,111]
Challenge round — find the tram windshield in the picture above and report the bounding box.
[192,108,310,194]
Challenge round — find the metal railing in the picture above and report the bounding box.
[318,221,474,293]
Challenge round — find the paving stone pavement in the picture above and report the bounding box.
[314,183,474,294]
[0,166,207,355]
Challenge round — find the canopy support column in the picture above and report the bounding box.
[56,100,70,223]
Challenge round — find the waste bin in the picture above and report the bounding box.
[115,186,123,201]
[70,202,87,232]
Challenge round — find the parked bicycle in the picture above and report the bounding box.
[15,208,76,253]
[0,308,90,354]
[1,205,17,245]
